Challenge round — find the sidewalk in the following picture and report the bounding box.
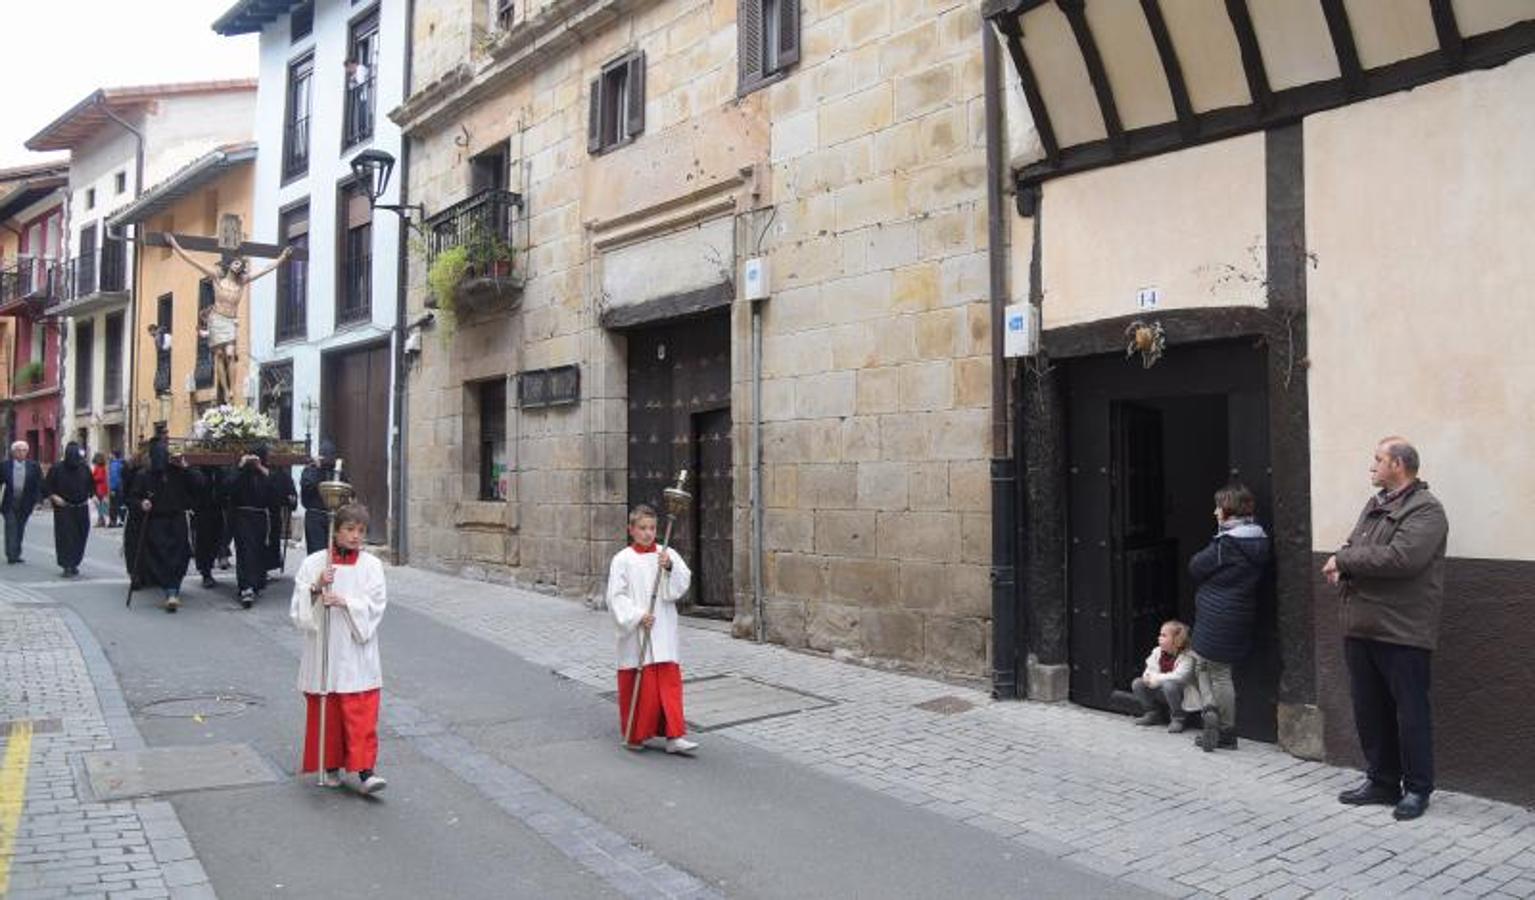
[0,581,216,900]
[387,565,1535,899]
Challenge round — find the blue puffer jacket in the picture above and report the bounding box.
[1190,520,1271,664]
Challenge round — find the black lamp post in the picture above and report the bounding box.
[349,149,423,227]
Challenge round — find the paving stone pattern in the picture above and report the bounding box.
[388,567,1535,899]
[0,585,217,900]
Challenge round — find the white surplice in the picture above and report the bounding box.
[290,549,387,693]
[607,545,692,669]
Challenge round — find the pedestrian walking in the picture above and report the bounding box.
[300,439,345,556]
[120,450,146,586]
[192,466,227,589]
[608,504,697,754]
[108,448,125,526]
[1323,436,1448,821]
[1188,483,1270,752]
[45,442,95,577]
[1129,620,1201,733]
[291,502,388,794]
[1,440,44,564]
[129,440,205,613]
[91,452,110,527]
[225,446,278,608]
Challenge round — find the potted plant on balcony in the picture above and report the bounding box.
[17,360,43,388]
[468,237,515,280]
[426,245,470,317]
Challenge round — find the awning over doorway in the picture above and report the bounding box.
[983,0,1535,185]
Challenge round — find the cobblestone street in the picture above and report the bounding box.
[0,582,216,900]
[389,566,1535,899]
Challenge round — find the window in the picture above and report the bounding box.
[476,378,508,500]
[494,0,515,30]
[337,181,372,325]
[276,203,309,342]
[343,8,380,148]
[103,311,123,407]
[291,1,314,41]
[195,280,215,389]
[85,188,96,210]
[74,320,94,413]
[114,171,126,194]
[470,143,509,193]
[738,0,800,95]
[154,294,172,396]
[260,362,294,439]
[283,54,314,180]
[76,224,97,298]
[587,52,645,155]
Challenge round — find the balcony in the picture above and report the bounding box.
[0,257,59,311]
[342,78,375,148]
[424,189,524,316]
[53,241,128,317]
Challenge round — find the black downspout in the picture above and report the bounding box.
[983,23,1020,700]
[390,0,416,562]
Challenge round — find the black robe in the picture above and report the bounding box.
[191,466,226,575]
[45,459,94,569]
[299,463,346,555]
[128,465,205,591]
[265,467,297,572]
[224,464,274,593]
[120,460,144,584]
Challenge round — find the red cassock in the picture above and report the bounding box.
[303,689,380,773]
[617,662,686,742]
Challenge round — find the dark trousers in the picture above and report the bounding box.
[3,508,30,561]
[109,490,124,526]
[1344,636,1435,795]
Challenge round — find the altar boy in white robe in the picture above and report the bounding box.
[608,504,697,754]
[291,503,389,793]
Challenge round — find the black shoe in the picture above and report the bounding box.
[1338,779,1402,806]
[1393,791,1430,821]
[239,588,254,609]
[201,574,217,589]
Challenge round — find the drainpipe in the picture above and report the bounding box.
[98,97,145,448]
[751,291,764,641]
[390,0,417,562]
[983,21,1020,699]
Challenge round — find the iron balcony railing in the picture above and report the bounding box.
[284,115,311,180]
[342,78,375,147]
[60,240,127,302]
[338,225,372,325]
[425,189,522,266]
[0,256,60,306]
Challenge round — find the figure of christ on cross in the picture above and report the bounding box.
[160,218,293,405]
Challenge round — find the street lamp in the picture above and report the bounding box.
[348,149,424,228]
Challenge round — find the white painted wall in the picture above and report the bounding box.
[142,91,259,185]
[245,0,405,506]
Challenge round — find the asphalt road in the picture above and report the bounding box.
[8,513,1149,899]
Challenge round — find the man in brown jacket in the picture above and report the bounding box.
[1323,437,1448,821]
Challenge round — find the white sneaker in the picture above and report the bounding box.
[321,770,342,788]
[358,774,388,794]
[665,737,698,755]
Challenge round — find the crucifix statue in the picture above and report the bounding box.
[148,214,306,406]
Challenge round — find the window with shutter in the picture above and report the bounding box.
[588,51,646,155]
[739,0,799,96]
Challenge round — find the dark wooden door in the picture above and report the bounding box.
[1112,402,1179,700]
[692,407,733,612]
[322,342,390,541]
[625,312,732,612]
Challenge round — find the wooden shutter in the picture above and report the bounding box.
[625,52,646,139]
[345,187,372,228]
[587,78,603,154]
[738,0,764,91]
[777,0,800,70]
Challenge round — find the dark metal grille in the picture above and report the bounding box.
[74,320,94,412]
[425,190,521,264]
[284,56,313,179]
[103,312,123,406]
[338,223,371,324]
[99,236,126,293]
[0,257,58,305]
[343,11,379,147]
[275,233,308,341]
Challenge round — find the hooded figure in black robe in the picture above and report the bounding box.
[299,439,347,555]
[120,452,145,586]
[191,465,227,588]
[45,442,94,577]
[224,444,277,607]
[129,440,205,612]
[265,457,297,576]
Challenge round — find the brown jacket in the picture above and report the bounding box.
[1335,481,1449,650]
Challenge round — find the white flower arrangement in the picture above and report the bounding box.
[192,404,279,444]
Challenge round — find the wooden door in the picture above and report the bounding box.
[625,312,732,612]
[1111,402,1180,701]
[322,342,390,541]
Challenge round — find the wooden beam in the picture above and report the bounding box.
[1224,0,1272,112]
[1319,0,1365,97]
[1429,0,1465,70]
[142,232,308,262]
[994,16,1061,166]
[1057,0,1125,155]
[1139,0,1196,139]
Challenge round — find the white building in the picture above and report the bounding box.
[215,0,406,546]
[25,81,258,455]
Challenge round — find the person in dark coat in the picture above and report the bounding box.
[120,451,145,586]
[1,440,45,564]
[225,446,277,608]
[191,465,227,589]
[45,442,95,577]
[129,440,205,612]
[1189,483,1270,753]
[299,439,346,556]
[265,459,298,577]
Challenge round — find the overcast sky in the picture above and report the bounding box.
[0,0,258,169]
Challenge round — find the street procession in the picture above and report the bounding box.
[0,0,1532,897]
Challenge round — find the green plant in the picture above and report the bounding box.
[427,246,471,314]
[467,237,515,277]
[16,360,43,385]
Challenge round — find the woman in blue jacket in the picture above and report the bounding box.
[1189,484,1270,752]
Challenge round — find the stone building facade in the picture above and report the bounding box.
[394,0,998,677]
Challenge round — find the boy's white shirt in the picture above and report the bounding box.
[607,545,692,669]
[290,549,387,693]
[1141,647,1203,712]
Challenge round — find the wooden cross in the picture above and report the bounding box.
[143,213,308,263]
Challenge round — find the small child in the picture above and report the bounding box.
[1131,620,1202,733]
[1189,483,1270,752]
[607,504,696,754]
[291,503,388,793]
